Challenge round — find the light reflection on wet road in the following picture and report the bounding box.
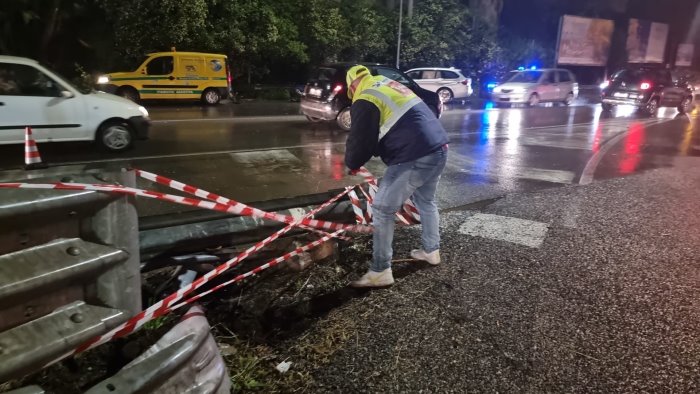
[0,102,698,217]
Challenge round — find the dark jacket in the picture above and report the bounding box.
[345,99,448,170]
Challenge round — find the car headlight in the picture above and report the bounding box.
[492,87,502,93]
[97,75,110,84]
[138,106,149,118]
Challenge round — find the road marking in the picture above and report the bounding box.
[458,213,549,248]
[33,142,345,167]
[229,149,302,166]
[579,118,674,185]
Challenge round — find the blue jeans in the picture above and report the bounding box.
[371,147,448,272]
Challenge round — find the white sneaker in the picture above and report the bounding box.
[410,249,441,265]
[350,268,394,288]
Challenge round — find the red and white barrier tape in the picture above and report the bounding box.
[69,186,352,354]
[171,229,345,310]
[0,181,371,233]
[133,169,371,233]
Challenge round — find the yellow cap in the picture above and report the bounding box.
[346,65,370,99]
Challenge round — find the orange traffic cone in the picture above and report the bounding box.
[24,127,47,170]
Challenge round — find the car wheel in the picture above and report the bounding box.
[678,97,693,113]
[601,103,614,112]
[437,88,453,103]
[528,93,540,107]
[564,92,574,106]
[305,115,323,122]
[116,86,140,103]
[97,120,134,152]
[336,107,351,131]
[644,98,659,116]
[202,88,221,105]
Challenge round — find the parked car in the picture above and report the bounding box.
[0,55,150,152]
[600,68,694,115]
[405,67,473,102]
[492,68,579,107]
[300,63,443,131]
[96,50,232,105]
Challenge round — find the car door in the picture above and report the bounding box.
[656,70,678,106]
[0,62,84,143]
[140,55,175,99]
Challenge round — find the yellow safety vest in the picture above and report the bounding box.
[354,76,423,141]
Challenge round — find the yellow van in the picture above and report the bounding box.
[97,51,231,105]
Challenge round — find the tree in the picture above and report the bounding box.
[99,0,209,67]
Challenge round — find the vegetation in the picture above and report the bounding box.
[0,0,547,84]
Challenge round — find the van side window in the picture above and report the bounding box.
[146,56,174,75]
[558,71,571,82]
[0,63,61,97]
[544,72,557,84]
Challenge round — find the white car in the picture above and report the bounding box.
[405,67,473,102]
[0,55,150,152]
[492,68,579,107]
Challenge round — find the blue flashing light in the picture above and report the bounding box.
[517,66,525,71]
[486,82,497,90]
[530,65,537,70]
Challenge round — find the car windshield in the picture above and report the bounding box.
[310,67,339,82]
[507,71,542,83]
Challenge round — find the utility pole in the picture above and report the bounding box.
[396,0,413,69]
[396,0,403,69]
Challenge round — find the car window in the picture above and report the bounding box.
[310,67,339,82]
[507,71,543,83]
[406,70,422,80]
[0,63,62,97]
[543,72,556,84]
[558,71,571,82]
[440,70,460,79]
[376,67,412,86]
[421,70,438,79]
[146,56,174,75]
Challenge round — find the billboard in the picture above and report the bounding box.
[676,44,694,67]
[557,15,615,66]
[627,19,669,63]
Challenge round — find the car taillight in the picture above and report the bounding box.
[461,79,469,85]
[640,82,652,90]
[332,84,343,93]
[600,80,610,89]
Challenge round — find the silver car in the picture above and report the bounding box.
[405,67,473,102]
[492,68,579,107]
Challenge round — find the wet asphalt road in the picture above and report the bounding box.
[0,100,698,218]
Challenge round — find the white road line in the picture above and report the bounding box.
[43,142,345,167]
[456,166,576,184]
[458,213,549,248]
[579,118,674,185]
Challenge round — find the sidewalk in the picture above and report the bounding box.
[268,156,699,392]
